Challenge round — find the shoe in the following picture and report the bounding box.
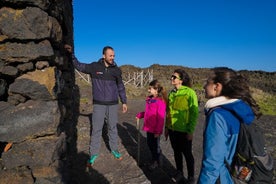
[88,154,98,166]
[111,150,122,160]
[171,171,186,183]
[148,161,159,171]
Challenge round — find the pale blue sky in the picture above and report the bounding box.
[72,0,276,72]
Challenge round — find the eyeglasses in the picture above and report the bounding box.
[171,75,181,80]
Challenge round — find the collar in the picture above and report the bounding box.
[205,96,238,110]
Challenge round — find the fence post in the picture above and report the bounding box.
[140,71,143,87]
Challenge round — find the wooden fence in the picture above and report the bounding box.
[123,69,153,87]
[75,69,153,88]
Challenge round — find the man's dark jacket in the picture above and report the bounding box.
[72,55,127,105]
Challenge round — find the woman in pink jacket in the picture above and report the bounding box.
[136,79,167,170]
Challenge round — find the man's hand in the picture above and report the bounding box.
[64,44,73,53]
[122,104,127,113]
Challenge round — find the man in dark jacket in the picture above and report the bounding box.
[65,45,127,165]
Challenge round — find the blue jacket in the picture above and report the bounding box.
[198,96,255,184]
[72,55,127,105]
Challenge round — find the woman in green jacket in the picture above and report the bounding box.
[165,69,199,183]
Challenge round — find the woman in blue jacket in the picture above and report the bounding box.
[198,67,262,184]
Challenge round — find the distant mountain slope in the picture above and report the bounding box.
[120,64,276,94]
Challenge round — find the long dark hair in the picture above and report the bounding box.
[149,79,168,103]
[210,67,262,118]
[174,69,192,87]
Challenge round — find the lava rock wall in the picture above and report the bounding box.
[0,0,76,183]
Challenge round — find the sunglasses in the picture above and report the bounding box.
[171,75,181,80]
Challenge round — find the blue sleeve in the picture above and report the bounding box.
[198,112,229,183]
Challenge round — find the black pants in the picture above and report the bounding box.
[147,132,161,162]
[169,129,194,178]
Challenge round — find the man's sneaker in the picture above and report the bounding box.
[88,154,98,166]
[111,150,122,160]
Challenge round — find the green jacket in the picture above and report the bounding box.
[166,85,199,133]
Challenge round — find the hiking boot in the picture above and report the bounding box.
[111,150,122,160]
[88,154,98,166]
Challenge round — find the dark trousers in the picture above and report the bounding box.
[147,132,161,162]
[169,129,194,178]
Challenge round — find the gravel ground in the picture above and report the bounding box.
[72,99,275,183]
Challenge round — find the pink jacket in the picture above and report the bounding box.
[136,97,166,134]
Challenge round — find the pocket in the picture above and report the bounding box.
[250,153,274,183]
[173,96,188,111]
[231,153,274,184]
[255,153,274,171]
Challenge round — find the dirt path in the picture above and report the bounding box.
[69,99,206,183]
[70,98,275,183]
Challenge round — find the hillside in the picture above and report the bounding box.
[120,64,276,115]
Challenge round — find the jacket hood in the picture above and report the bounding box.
[205,96,255,125]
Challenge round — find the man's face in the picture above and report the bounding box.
[103,49,115,66]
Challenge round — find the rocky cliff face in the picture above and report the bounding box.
[0,1,76,183]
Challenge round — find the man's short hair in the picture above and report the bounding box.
[103,46,114,54]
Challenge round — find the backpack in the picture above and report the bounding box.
[226,120,274,184]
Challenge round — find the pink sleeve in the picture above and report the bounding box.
[136,112,145,119]
[156,100,166,134]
